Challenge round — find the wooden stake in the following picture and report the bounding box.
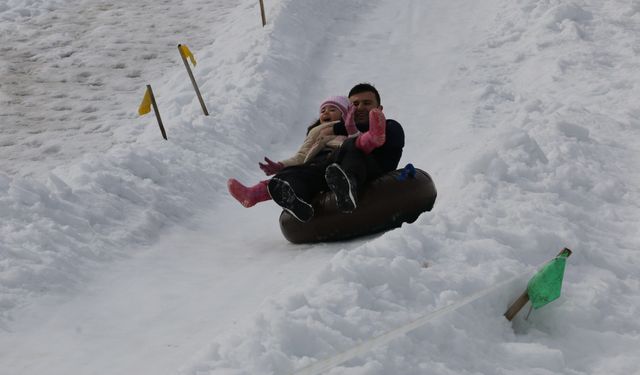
[503,248,572,321]
[259,0,266,27]
[504,291,530,321]
[147,84,167,140]
[178,44,209,116]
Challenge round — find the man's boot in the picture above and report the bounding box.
[227,179,271,208]
[268,178,314,222]
[325,163,357,213]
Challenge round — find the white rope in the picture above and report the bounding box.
[288,271,529,375]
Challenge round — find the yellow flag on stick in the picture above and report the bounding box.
[138,85,167,140]
[179,44,196,66]
[138,87,152,115]
[178,44,208,116]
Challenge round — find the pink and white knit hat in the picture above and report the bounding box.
[319,95,357,135]
[319,95,350,121]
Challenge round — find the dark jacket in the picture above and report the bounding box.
[333,119,405,173]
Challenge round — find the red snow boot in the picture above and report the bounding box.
[227,179,271,208]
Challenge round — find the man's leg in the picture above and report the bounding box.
[325,138,382,212]
[269,165,326,222]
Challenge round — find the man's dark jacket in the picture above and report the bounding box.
[333,119,405,173]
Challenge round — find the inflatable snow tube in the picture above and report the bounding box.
[279,168,436,243]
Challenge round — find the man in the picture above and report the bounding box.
[263,83,405,222]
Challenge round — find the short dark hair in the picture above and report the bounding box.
[348,83,381,105]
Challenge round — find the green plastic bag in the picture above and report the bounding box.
[527,249,570,309]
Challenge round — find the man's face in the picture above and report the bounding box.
[349,91,381,124]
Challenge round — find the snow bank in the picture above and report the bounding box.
[1,0,343,320]
[181,0,640,374]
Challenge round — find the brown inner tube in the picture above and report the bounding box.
[279,168,437,243]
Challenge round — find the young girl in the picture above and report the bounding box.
[228,95,356,208]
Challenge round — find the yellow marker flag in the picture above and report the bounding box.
[138,87,152,115]
[179,44,196,66]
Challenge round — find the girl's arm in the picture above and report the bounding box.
[278,122,336,167]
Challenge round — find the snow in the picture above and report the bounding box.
[1,0,639,374]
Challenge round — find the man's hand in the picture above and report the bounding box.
[305,135,348,163]
[318,125,335,137]
[305,138,330,163]
[258,157,284,176]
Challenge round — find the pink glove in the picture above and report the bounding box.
[355,109,386,154]
[344,104,358,136]
[258,157,284,176]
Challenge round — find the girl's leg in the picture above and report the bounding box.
[227,179,271,208]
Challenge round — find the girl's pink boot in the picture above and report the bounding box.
[227,179,271,208]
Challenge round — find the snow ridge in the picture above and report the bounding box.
[0,0,360,322]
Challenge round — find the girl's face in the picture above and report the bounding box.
[319,105,343,123]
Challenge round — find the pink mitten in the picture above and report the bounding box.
[258,157,284,176]
[344,104,358,136]
[355,109,386,154]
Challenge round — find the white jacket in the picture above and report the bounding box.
[279,121,349,167]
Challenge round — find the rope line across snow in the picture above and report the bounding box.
[288,266,540,375]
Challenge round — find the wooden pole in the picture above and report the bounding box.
[259,0,266,27]
[503,248,572,321]
[147,84,167,140]
[178,44,209,116]
[504,291,530,321]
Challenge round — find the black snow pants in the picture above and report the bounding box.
[272,137,383,203]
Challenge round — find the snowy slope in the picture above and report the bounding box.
[1,0,309,320]
[180,1,640,374]
[1,0,640,374]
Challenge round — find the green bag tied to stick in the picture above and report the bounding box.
[527,248,571,309]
